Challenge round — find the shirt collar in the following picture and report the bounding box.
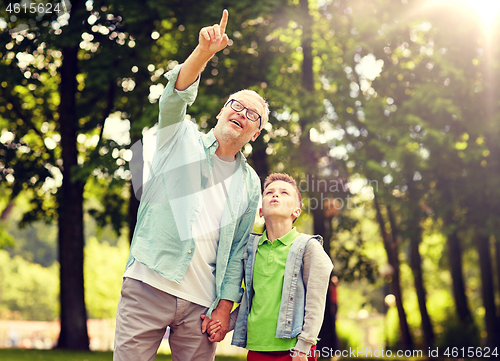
[259,227,299,246]
[201,128,217,149]
[201,128,248,165]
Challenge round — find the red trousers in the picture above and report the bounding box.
[247,345,317,361]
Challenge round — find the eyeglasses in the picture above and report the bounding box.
[224,99,262,129]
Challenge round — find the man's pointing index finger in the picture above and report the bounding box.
[220,9,228,35]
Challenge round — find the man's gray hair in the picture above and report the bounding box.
[227,89,270,130]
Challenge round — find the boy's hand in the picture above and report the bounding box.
[200,315,222,335]
[198,9,229,55]
[292,351,308,361]
[200,299,232,342]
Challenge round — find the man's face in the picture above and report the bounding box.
[259,180,301,221]
[214,93,262,147]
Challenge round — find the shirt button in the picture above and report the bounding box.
[188,249,192,254]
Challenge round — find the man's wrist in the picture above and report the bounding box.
[194,45,215,63]
[216,299,233,312]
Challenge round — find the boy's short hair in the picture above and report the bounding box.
[263,173,303,209]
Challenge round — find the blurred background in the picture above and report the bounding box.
[0,0,499,356]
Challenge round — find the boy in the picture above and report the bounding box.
[207,173,333,360]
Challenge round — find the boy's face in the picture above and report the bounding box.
[259,180,301,221]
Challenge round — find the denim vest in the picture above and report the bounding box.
[231,232,323,347]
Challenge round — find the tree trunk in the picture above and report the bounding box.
[128,134,142,245]
[495,236,500,312]
[296,0,338,350]
[406,178,434,349]
[374,196,413,350]
[314,202,336,350]
[56,0,89,349]
[446,228,473,323]
[249,133,269,187]
[299,0,314,93]
[128,182,140,245]
[440,184,473,325]
[56,43,89,350]
[476,234,500,347]
[409,230,435,349]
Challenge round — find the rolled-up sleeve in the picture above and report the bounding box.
[158,64,200,130]
[156,64,201,150]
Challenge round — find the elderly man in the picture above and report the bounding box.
[113,9,270,361]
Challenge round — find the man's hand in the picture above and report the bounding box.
[175,9,230,91]
[200,299,232,342]
[198,9,229,55]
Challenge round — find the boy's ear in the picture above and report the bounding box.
[293,208,301,219]
[258,207,263,218]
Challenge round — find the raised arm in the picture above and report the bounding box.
[175,9,229,91]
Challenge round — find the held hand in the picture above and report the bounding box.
[198,9,229,55]
[200,314,222,335]
[292,350,308,361]
[205,300,232,342]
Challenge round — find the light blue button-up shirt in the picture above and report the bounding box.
[126,64,261,316]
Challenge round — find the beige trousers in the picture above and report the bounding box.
[113,277,217,361]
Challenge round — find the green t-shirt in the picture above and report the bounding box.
[246,228,299,351]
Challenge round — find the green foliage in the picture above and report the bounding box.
[85,177,129,238]
[336,318,365,349]
[0,250,59,321]
[84,237,129,319]
[327,205,381,285]
[331,231,378,283]
[1,193,57,267]
[384,305,413,352]
[436,311,480,349]
[0,234,129,321]
[0,223,14,249]
[4,220,57,267]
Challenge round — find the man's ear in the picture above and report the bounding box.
[250,130,261,142]
[216,109,223,119]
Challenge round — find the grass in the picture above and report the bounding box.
[0,349,246,361]
[1,349,486,361]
